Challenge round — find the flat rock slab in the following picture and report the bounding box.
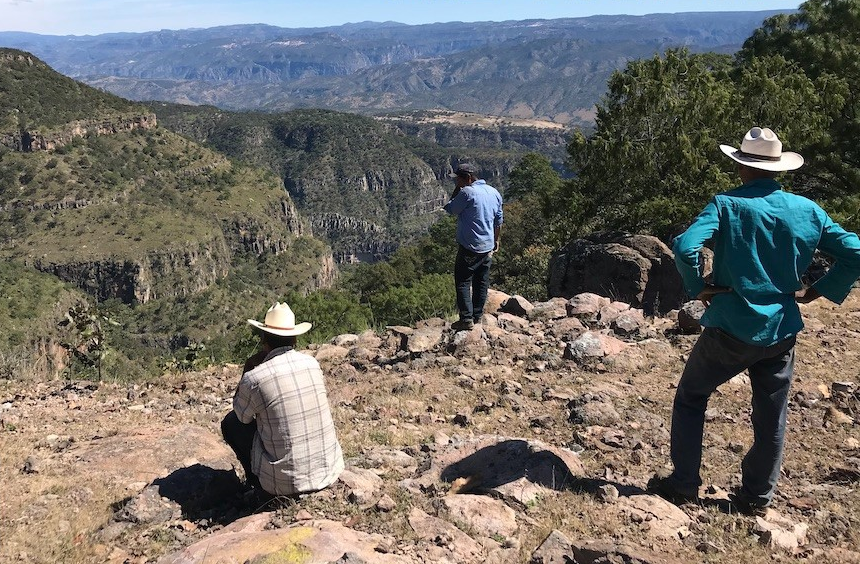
[159,513,414,564]
[408,507,485,562]
[442,494,518,537]
[530,530,687,564]
[61,423,235,486]
[339,467,384,504]
[407,326,444,353]
[313,344,350,362]
[573,539,688,564]
[616,494,691,540]
[403,435,584,506]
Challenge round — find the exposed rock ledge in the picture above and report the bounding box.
[35,236,233,304]
[0,113,157,152]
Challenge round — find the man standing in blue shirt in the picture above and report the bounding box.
[648,127,860,513]
[443,163,503,331]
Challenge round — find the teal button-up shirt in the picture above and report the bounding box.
[673,178,860,346]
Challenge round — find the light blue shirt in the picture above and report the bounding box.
[443,179,504,253]
[673,178,860,346]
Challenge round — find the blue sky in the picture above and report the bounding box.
[1,0,800,36]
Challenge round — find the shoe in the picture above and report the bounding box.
[647,474,699,505]
[729,490,769,516]
[451,319,474,331]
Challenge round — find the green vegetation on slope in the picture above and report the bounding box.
[148,103,569,258]
[0,50,336,381]
[513,1,860,243]
[0,48,135,132]
[0,262,82,351]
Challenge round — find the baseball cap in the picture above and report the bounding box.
[448,163,478,178]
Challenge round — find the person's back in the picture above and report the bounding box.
[443,164,504,329]
[449,180,503,253]
[652,126,860,513]
[239,348,344,496]
[674,177,860,346]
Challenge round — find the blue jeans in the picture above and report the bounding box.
[670,327,796,505]
[454,245,492,322]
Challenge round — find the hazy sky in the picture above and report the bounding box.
[1,0,800,36]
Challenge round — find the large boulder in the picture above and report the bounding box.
[400,435,584,506]
[548,232,685,315]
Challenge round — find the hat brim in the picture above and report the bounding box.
[720,145,804,172]
[247,319,312,337]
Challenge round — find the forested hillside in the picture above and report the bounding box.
[0,49,335,380]
[148,103,569,261]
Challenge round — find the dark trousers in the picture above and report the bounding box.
[221,410,261,490]
[670,327,796,505]
[454,245,493,322]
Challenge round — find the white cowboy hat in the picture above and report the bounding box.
[247,302,312,337]
[719,126,804,172]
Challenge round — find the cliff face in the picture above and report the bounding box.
[286,153,447,263]
[311,251,339,291]
[35,234,232,304]
[30,195,316,305]
[0,113,158,152]
[383,119,570,154]
[224,198,307,255]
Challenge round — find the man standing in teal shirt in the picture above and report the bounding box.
[649,127,860,513]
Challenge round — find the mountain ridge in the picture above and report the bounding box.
[0,12,791,125]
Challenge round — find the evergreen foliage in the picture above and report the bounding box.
[738,0,860,210]
[561,0,860,239]
[0,48,136,132]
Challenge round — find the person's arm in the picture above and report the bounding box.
[673,199,721,299]
[795,286,822,304]
[243,349,268,374]
[443,189,468,216]
[493,194,503,252]
[808,214,860,304]
[233,373,262,424]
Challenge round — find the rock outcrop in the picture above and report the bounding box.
[548,232,686,315]
[1,113,157,152]
[34,235,232,303]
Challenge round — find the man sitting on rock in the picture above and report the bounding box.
[221,302,344,499]
[648,126,860,514]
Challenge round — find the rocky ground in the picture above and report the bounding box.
[1,289,859,564]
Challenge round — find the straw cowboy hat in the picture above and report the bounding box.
[247,302,312,337]
[720,126,804,172]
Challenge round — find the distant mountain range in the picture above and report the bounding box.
[0,12,790,126]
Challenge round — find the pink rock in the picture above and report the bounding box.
[159,516,413,564]
[442,494,518,538]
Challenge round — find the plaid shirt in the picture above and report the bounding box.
[233,348,344,495]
